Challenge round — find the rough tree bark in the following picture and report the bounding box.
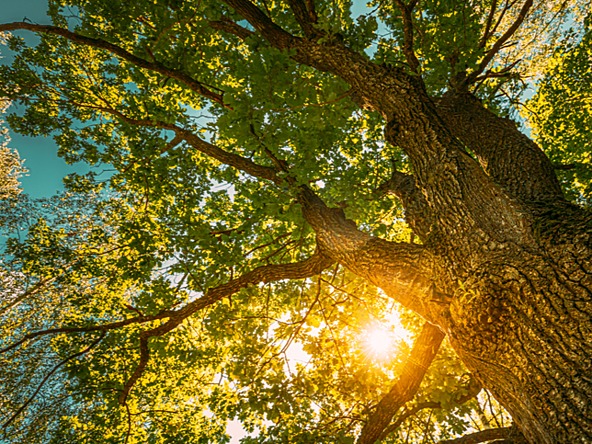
[220,1,592,442]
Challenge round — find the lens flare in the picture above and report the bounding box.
[361,310,411,360]
[362,325,394,359]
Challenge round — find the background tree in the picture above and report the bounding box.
[0,97,26,200]
[0,1,590,443]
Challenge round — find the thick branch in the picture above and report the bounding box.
[438,427,514,444]
[3,252,332,361]
[222,0,295,48]
[212,5,530,246]
[305,0,319,24]
[356,323,445,444]
[100,88,445,322]
[221,1,525,246]
[298,186,449,324]
[382,378,482,439]
[221,0,392,109]
[376,167,432,240]
[0,22,228,108]
[435,92,564,203]
[287,0,318,38]
[393,0,420,72]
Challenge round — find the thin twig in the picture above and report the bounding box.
[2,332,105,429]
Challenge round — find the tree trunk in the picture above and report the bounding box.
[445,205,592,443]
[298,77,592,442]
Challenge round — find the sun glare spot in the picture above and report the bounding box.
[361,310,411,361]
[362,325,395,359]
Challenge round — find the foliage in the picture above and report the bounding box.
[525,15,592,205]
[0,98,26,200]
[0,0,587,443]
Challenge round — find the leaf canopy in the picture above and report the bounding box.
[0,0,587,442]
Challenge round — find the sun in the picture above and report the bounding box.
[361,310,411,361]
[362,325,395,360]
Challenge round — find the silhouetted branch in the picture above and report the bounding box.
[117,250,335,404]
[356,323,445,444]
[479,0,499,48]
[466,0,533,85]
[552,162,577,171]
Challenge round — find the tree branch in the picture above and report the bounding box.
[382,378,482,439]
[438,426,514,444]
[466,0,533,86]
[305,0,319,24]
[117,250,335,404]
[174,127,281,184]
[393,0,420,73]
[287,0,319,38]
[375,165,432,240]
[479,0,499,49]
[2,332,105,429]
[61,100,282,185]
[435,92,564,203]
[0,22,229,108]
[119,335,150,405]
[0,312,172,354]
[298,186,449,324]
[222,0,295,49]
[208,19,255,40]
[356,323,445,444]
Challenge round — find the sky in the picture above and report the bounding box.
[1,0,87,198]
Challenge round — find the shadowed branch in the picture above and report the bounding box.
[438,426,516,444]
[465,0,533,86]
[356,323,445,444]
[287,0,319,38]
[393,0,420,73]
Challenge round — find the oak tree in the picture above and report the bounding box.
[0,0,590,443]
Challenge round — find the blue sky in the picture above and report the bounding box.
[1,0,85,198]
